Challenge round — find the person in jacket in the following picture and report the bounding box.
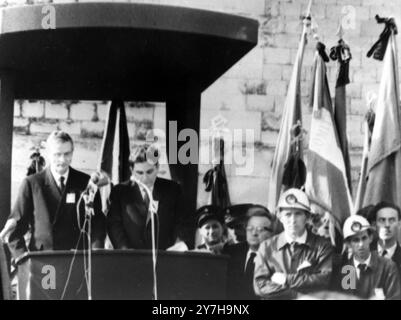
[7,131,106,259]
[254,188,333,299]
[334,214,401,300]
[224,205,276,299]
[369,202,401,280]
[195,205,225,254]
[107,144,188,250]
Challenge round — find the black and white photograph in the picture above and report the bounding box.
[0,0,400,303]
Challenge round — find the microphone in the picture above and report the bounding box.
[84,172,109,194]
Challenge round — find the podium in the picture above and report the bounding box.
[15,250,228,300]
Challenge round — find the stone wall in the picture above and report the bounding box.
[6,0,401,208]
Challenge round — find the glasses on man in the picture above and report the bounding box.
[246,226,273,233]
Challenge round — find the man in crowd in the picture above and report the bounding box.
[224,205,276,299]
[196,205,225,254]
[254,188,333,299]
[8,131,106,258]
[224,204,253,244]
[107,144,188,250]
[370,202,401,278]
[333,214,400,300]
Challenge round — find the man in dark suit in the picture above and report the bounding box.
[8,131,106,259]
[334,215,400,300]
[223,205,276,300]
[369,202,401,281]
[107,144,187,250]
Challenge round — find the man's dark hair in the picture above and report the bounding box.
[246,207,273,223]
[246,206,283,234]
[356,205,376,224]
[372,201,401,222]
[129,144,159,169]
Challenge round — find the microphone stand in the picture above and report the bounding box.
[82,188,95,300]
[135,179,158,300]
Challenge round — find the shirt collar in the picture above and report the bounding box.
[50,166,69,185]
[277,230,309,250]
[353,253,372,270]
[285,229,308,245]
[131,178,154,193]
[378,242,397,259]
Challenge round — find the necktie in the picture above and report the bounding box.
[290,242,298,255]
[245,252,257,280]
[142,188,150,212]
[357,263,368,298]
[59,176,65,194]
[381,249,388,257]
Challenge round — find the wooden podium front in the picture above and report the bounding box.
[15,250,228,300]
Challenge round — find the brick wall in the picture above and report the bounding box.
[6,0,401,208]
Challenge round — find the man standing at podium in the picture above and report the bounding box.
[107,144,187,250]
[7,131,106,259]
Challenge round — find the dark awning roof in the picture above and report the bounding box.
[0,2,258,100]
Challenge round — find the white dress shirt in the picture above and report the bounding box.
[353,254,372,279]
[378,243,397,259]
[285,229,308,245]
[50,166,69,190]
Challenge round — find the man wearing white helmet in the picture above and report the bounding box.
[333,213,401,300]
[254,188,333,299]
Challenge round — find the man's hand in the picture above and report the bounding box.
[271,272,287,285]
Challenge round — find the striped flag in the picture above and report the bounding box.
[354,107,375,212]
[267,15,310,213]
[362,31,401,210]
[330,37,352,192]
[98,100,131,212]
[305,42,353,243]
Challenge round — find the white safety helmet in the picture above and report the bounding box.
[343,215,373,240]
[277,188,311,212]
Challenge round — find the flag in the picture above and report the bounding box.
[305,42,353,244]
[267,15,310,213]
[362,31,401,210]
[354,109,375,212]
[203,138,231,209]
[330,37,352,192]
[98,100,131,212]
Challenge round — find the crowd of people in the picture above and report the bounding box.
[0,130,400,300]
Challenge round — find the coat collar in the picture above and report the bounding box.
[349,251,379,272]
[277,230,312,250]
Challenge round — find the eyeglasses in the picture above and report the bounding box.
[246,226,273,233]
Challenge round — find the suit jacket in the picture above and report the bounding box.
[223,242,259,300]
[391,244,401,279]
[0,239,11,300]
[8,167,106,259]
[254,231,333,300]
[335,252,401,300]
[106,177,185,250]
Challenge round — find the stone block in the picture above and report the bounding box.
[353,67,377,83]
[263,64,283,80]
[200,108,261,142]
[23,101,45,118]
[59,121,82,135]
[70,102,95,121]
[80,121,105,138]
[266,80,288,96]
[349,98,366,116]
[202,77,247,111]
[30,121,58,134]
[245,94,274,112]
[45,102,69,120]
[225,47,264,79]
[264,47,291,65]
